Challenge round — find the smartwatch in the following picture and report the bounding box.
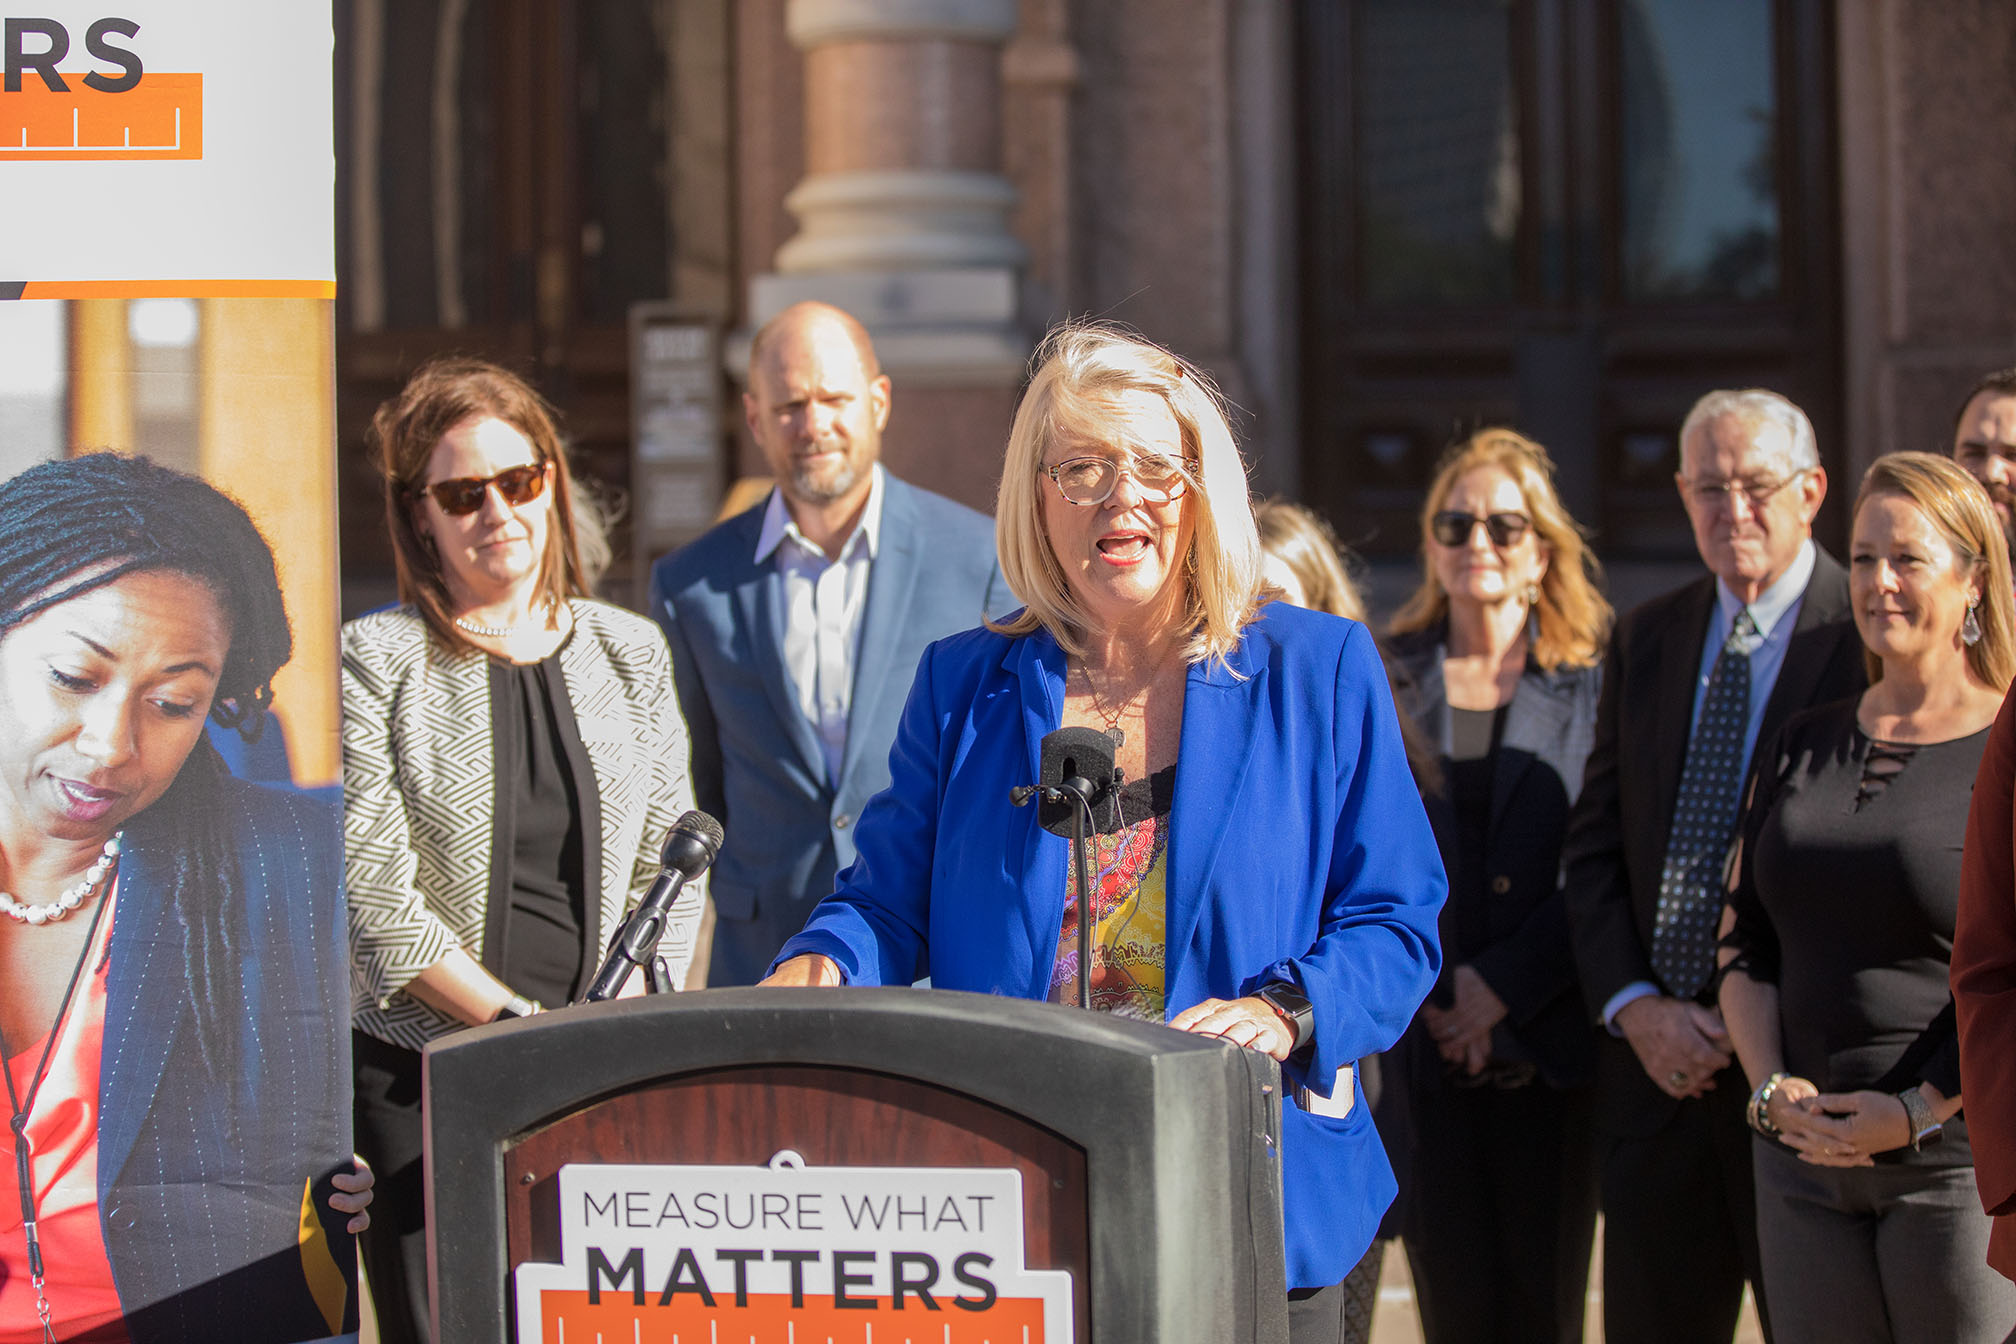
[1253,981,1315,1050]
[1897,1085,1944,1151]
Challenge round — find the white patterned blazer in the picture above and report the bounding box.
[342,600,702,1049]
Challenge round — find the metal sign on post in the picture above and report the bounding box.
[628,303,726,592]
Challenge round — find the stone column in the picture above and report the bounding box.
[747,0,1029,418]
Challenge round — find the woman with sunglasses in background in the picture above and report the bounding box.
[1383,429,1612,1343]
[341,358,705,1344]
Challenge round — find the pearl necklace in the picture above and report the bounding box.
[454,604,553,640]
[0,834,121,926]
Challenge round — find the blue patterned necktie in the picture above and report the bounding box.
[1651,608,1757,998]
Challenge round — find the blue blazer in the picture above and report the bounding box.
[775,603,1447,1289]
[651,474,1012,984]
[100,773,353,1342]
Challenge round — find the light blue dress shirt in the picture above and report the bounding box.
[1601,537,1818,1028]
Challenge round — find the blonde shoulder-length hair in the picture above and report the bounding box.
[990,322,1265,666]
[1855,452,2016,692]
[1387,428,1611,670]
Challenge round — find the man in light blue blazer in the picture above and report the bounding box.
[649,301,1012,984]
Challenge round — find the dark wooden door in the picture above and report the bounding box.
[1297,0,1841,562]
[333,0,675,612]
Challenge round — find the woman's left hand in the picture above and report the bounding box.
[330,1156,376,1235]
[1170,996,1300,1061]
[1794,1090,1911,1166]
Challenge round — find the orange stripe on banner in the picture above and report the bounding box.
[537,1288,1050,1342]
[0,72,202,160]
[14,280,337,299]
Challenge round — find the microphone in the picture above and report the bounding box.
[582,810,724,1001]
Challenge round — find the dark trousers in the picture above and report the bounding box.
[1400,1072,1598,1344]
[353,1030,432,1344]
[1597,1051,1770,1344]
[1288,1237,1386,1344]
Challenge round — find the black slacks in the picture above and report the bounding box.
[1596,1047,1771,1344]
[1400,1069,1599,1344]
[353,1029,432,1344]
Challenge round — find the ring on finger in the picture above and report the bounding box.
[1668,1070,1688,1088]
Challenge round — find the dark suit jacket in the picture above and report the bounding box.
[1389,629,1602,1090]
[103,774,353,1343]
[649,474,1013,984]
[1562,546,1866,1132]
[1954,683,2016,1278]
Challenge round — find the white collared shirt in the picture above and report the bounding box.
[753,465,886,785]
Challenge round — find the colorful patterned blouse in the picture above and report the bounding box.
[1049,763,1177,1021]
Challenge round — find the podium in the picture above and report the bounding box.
[425,987,1289,1343]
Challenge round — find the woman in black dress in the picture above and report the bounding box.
[1720,451,2016,1343]
[1383,429,1611,1344]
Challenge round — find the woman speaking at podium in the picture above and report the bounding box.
[343,359,704,1344]
[764,323,1446,1342]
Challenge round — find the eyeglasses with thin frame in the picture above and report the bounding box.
[1044,454,1192,507]
[1677,467,1811,511]
[1430,511,1532,549]
[420,462,550,516]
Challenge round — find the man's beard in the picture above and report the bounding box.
[788,454,864,504]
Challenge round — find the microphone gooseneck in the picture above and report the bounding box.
[580,810,723,1002]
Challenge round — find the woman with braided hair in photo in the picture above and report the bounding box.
[0,453,366,1344]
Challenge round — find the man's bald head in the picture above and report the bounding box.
[748,302,881,385]
[742,301,891,528]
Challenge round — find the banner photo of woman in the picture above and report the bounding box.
[0,297,363,1344]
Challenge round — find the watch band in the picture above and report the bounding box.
[494,993,542,1022]
[1254,981,1315,1049]
[1897,1085,1943,1150]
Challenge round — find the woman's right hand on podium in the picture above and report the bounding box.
[759,953,844,987]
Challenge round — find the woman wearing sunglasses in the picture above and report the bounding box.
[761,323,1446,1343]
[1384,429,1612,1343]
[341,357,704,1344]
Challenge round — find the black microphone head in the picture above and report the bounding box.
[660,810,725,876]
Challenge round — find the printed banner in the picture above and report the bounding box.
[515,1153,1077,1344]
[1,2,333,296]
[0,216,347,1344]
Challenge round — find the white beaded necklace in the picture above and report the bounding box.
[453,603,554,640]
[0,833,121,926]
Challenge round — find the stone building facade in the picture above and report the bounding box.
[334,0,2016,607]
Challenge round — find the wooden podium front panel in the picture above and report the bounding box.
[501,1063,1090,1333]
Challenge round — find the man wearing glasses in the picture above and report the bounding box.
[1564,389,1865,1342]
[650,301,1012,985]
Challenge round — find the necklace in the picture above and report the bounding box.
[0,834,121,926]
[1075,647,1174,748]
[2,865,116,1342]
[454,603,554,640]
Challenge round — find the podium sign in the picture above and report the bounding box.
[515,1155,1074,1341]
[426,988,1290,1344]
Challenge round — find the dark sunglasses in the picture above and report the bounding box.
[1431,510,1532,548]
[420,463,549,516]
